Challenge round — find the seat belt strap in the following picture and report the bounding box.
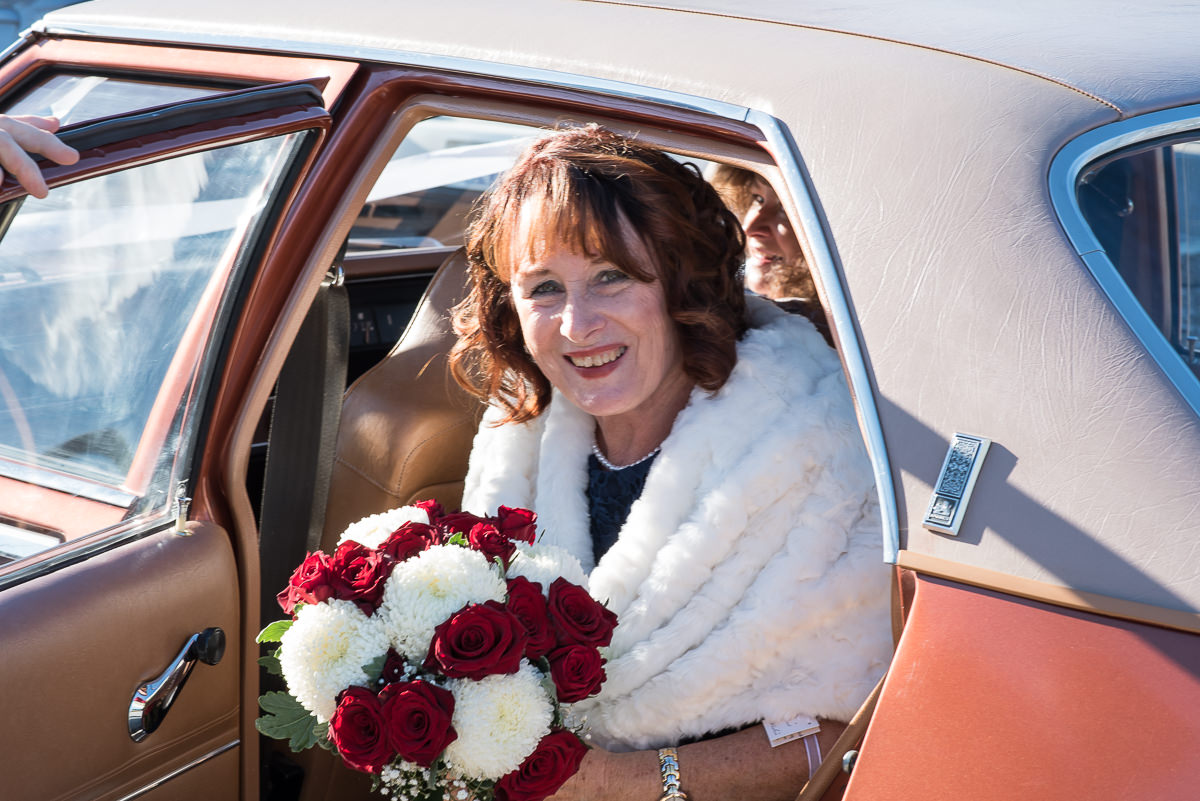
[258,264,349,626]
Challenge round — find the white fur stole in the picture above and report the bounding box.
[462,297,893,750]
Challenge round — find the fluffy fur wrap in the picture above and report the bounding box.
[462,297,892,751]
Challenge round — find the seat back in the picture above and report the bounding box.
[321,249,481,551]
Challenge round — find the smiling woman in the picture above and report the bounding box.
[449,125,891,801]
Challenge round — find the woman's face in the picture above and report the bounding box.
[742,177,805,297]
[508,220,691,427]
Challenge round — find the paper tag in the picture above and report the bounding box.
[763,714,821,748]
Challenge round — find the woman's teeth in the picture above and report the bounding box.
[569,347,626,368]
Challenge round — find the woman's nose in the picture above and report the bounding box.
[559,294,603,342]
[744,206,768,236]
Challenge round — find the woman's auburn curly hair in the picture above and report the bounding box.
[450,124,748,424]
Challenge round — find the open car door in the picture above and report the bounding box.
[0,81,330,801]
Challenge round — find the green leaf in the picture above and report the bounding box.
[258,654,283,677]
[362,652,388,685]
[446,532,469,548]
[256,691,323,751]
[257,619,293,644]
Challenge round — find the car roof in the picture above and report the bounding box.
[38,0,1200,117]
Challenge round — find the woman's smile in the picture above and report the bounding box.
[567,345,627,370]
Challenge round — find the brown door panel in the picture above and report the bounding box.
[139,746,240,801]
[0,522,240,801]
[845,573,1200,800]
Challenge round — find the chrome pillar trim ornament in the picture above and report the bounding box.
[923,433,991,536]
[173,481,192,535]
[323,263,345,288]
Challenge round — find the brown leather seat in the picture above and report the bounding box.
[320,249,482,551]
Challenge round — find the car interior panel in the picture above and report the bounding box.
[0,522,241,801]
[0,476,125,548]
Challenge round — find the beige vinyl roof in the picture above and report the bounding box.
[40,0,1200,117]
[35,0,1200,618]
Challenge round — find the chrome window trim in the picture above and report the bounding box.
[27,19,901,564]
[114,739,239,801]
[1049,103,1200,419]
[751,111,901,563]
[0,517,164,592]
[0,455,137,507]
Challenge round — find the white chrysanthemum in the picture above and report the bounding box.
[444,661,553,779]
[379,545,506,659]
[337,505,432,549]
[279,599,390,723]
[507,543,588,594]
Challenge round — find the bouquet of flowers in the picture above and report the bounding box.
[256,500,616,801]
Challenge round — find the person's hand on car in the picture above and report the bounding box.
[0,115,80,198]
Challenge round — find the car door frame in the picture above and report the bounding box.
[0,73,338,800]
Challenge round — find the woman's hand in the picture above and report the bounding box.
[0,115,80,198]
[548,720,848,801]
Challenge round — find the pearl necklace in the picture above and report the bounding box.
[591,440,661,471]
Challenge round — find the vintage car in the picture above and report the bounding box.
[1,1,1197,799]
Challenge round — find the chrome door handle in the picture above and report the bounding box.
[128,627,225,742]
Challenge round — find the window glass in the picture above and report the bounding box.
[348,116,535,254]
[1078,138,1200,379]
[348,115,715,255]
[4,74,226,125]
[0,131,308,540]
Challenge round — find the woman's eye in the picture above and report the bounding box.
[529,280,562,297]
[597,269,629,285]
[750,193,766,206]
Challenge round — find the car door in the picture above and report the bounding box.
[0,80,332,801]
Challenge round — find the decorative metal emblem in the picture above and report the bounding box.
[923,433,991,536]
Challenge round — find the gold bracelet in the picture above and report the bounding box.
[657,747,687,801]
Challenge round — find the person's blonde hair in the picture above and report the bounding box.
[709,164,816,300]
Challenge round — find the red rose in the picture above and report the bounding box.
[496,505,538,544]
[468,521,518,566]
[546,578,618,648]
[505,576,556,660]
[276,551,334,615]
[438,511,488,539]
[424,600,528,679]
[378,679,457,766]
[411,498,445,521]
[547,645,606,703]
[495,729,588,801]
[329,542,393,615]
[328,687,392,774]
[380,648,407,685]
[380,521,438,561]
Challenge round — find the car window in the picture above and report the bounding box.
[1078,137,1200,381]
[0,131,310,562]
[347,115,714,255]
[347,116,535,254]
[3,73,228,124]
